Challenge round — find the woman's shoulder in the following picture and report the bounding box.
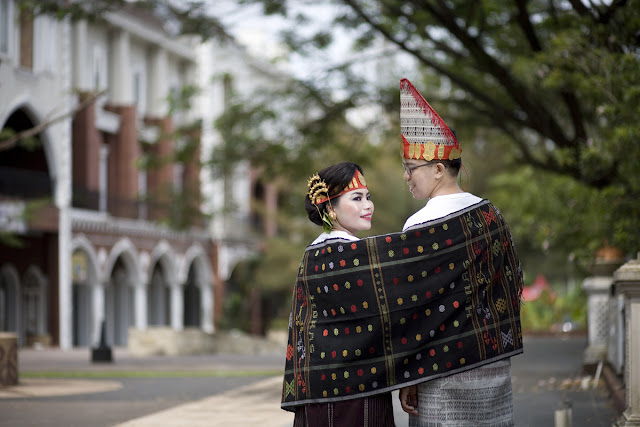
[310,230,358,246]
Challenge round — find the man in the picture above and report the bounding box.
[398,78,520,426]
[282,79,522,427]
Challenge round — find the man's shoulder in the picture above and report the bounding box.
[403,195,487,231]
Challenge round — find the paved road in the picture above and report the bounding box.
[0,334,619,427]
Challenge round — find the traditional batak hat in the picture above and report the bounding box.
[400,78,462,161]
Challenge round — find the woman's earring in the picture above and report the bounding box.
[329,211,337,220]
[321,211,334,233]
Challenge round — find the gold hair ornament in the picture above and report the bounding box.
[307,174,330,207]
[308,174,334,233]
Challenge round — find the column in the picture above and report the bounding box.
[614,254,640,426]
[148,47,168,117]
[170,282,184,331]
[109,30,132,105]
[582,276,613,365]
[201,282,214,334]
[91,281,105,346]
[134,281,147,330]
[56,18,73,349]
[72,20,90,91]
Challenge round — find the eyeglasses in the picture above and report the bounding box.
[402,162,432,177]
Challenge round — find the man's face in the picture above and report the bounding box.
[402,159,436,200]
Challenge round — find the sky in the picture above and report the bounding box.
[209,1,377,82]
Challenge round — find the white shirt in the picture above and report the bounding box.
[403,192,483,231]
[310,230,359,246]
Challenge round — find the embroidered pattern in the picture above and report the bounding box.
[282,202,523,410]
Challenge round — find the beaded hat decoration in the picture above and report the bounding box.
[308,170,368,206]
[400,78,462,161]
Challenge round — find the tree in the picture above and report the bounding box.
[232,0,640,261]
[16,0,232,42]
[15,0,640,264]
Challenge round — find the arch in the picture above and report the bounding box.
[147,241,177,327]
[70,236,102,347]
[104,239,142,346]
[181,244,214,333]
[0,264,21,342]
[104,238,142,285]
[150,240,177,286]
[71,235,101,285]
[22,265,48,346]
[178,243,212,287]
[0,101,58,183]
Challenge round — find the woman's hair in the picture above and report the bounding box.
[305,162,364,227]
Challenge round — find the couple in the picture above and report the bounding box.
[281,79,524,427]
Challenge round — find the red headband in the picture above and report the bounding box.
[309,170,368,206]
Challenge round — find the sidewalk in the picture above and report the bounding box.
[114,375,293,427]
[0,334,619,427]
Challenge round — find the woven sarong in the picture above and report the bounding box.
[281,201,523,411]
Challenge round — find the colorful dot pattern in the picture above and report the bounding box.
[282,202,524,410]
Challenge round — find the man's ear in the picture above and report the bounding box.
[435,162,447,177]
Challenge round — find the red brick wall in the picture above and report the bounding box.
[105,105,139,218]
[182,129,201,217]
[72,93,101,193]
[145,116,175,219]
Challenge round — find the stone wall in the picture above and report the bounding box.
[128,327,287,356]
[0,333,18,387]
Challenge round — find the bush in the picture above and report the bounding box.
[521,285,587,333]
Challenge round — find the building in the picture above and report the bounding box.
[0,2,275,351]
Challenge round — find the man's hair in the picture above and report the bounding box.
[432,158,461,176]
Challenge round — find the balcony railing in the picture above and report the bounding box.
[71,185,207,229]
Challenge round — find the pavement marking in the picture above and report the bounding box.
[114,375,295,427]
[0,378,122,398]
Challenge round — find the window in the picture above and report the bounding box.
[0,0,10,56]
[173,163,183,193]
[19,8,33,69]
[34,14,57,73]
[99,144,109,212]
[133,71,141,104]
[133,68,147,115]
[138,167,147,220]
[93,47,106,91]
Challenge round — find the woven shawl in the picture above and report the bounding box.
[281,200,524,411]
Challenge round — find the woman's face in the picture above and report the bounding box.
[331,189,374,235]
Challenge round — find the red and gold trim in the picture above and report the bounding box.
[309,170,368,206]
[401,135,462,161]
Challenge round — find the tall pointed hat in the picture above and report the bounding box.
[400,78,461,161]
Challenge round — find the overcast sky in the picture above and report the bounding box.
[209,1,366,81]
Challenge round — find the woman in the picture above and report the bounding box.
[289,161,396,427]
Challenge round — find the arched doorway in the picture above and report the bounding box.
[183,266,201,328]
[71,249,93,347]
[1,106,57,347]
[22,266,47,346]
[0,108,53,199]
[105,258,134,346]
[147,263,170,326]
[0,265,20,341]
